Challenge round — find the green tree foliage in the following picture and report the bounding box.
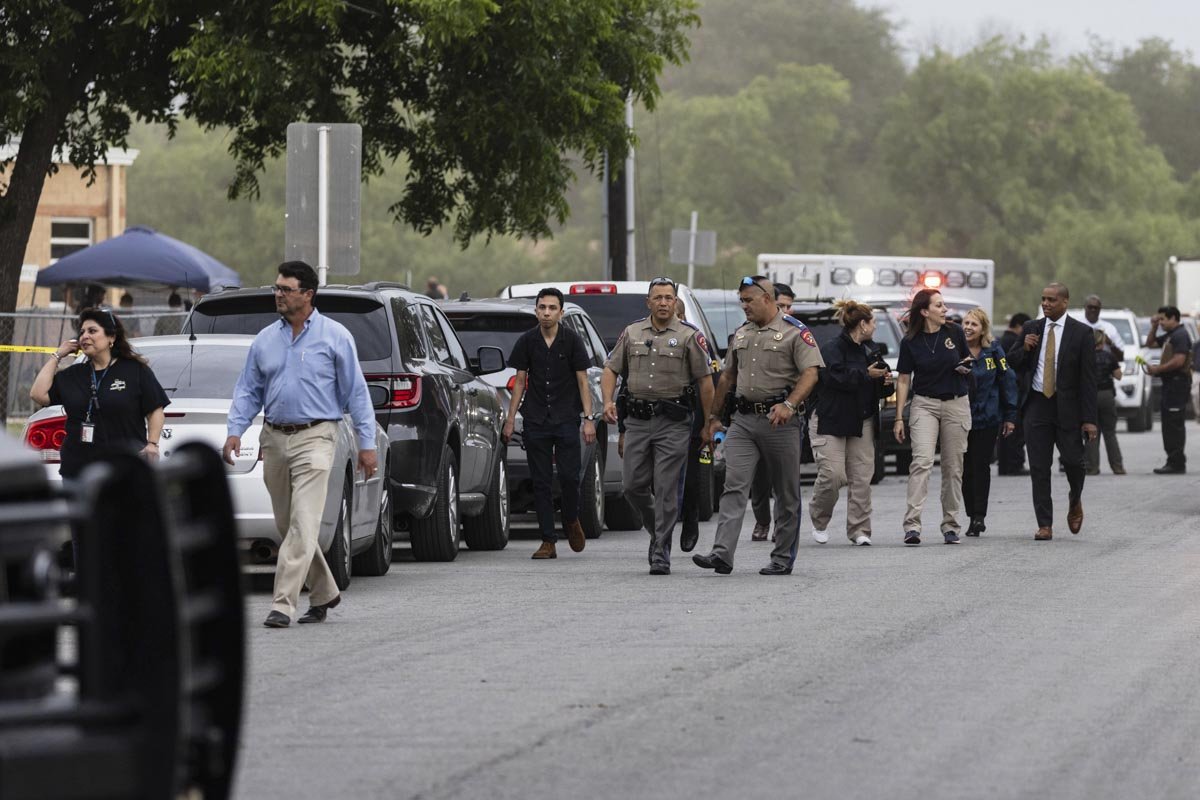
[1090,38,1200,182]
[878,39,1181,313]
[0,0,699,315]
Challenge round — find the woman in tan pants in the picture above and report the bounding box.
[809,300,894,545]
[893,290,973,545]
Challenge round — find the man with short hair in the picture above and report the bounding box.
[1082,295,1126,361]
[774,283,795,315]
[224,261,377,627]
[997,313,1032,475]
[693,276,823,575]
[603,278,714,574]
[1145,305,1192,474]
[504,288,597,558]
[1006,283,1097,541]
[153,292,185,336]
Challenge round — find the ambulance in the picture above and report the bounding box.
[757,254,996,321]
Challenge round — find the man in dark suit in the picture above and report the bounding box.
[1006,283,1098,541]
[997,312,1032,475]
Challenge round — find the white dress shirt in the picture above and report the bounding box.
[1032,317,1064,394]
[1082,317,1125,350]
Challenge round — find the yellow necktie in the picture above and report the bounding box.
[1043,323,1056,398]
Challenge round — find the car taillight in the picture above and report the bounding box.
[365,373,423,409]
[569,283,617,295]
[24,415,67,463]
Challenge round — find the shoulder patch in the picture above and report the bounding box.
[783,315,817,347]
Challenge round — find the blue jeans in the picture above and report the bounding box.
[523,420,583,542]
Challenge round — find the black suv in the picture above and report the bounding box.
[185,282,509,561]
[789,301,908,482]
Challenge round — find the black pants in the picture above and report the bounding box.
[679,435,701,528]
[963,425,999,520]
[996,410,1026,473]
[523,420,583,543]
[1161,379,1188,469]
[1024,393,1085,528]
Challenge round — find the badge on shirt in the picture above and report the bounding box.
[109,379,127,391]
[774,332,783,341]
[81,422,95,444]
[668,338,678,347]
[945,337,956,350]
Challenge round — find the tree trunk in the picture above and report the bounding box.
[0,106,73,425]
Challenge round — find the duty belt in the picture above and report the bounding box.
[265,419,339,434]
[735,395,795,416]
[627,395,691,421]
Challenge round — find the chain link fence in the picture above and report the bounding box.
[1,309,188,425]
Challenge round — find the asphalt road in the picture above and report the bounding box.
[233,429,1200,800]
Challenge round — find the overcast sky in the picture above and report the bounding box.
[882,0,1200,61]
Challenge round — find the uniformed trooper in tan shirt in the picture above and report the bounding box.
[602,277,714,574]
[693,275,824,576]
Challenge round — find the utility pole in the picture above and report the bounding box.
[603,153,627,282]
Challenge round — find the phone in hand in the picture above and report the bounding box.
[956,356,976,368]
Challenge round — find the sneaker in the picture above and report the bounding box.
[812,529,829,544]
[943,531,961,544]
[903,531,921,545]
[854,535,871,546]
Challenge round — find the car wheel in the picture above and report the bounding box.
[327,474,352,590]
[695,459,715,522]
[352,460,393,576]
[410,446,460,562]
[604,493,642,531]
[463,456,510,550]
[578,448,604,539]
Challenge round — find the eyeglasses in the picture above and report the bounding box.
[272,285,306,295]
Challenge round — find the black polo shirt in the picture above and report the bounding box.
[1156,326,1194,387]
[897,323,971,399]
[508,323,590,427]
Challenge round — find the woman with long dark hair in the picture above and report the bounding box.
[808,300,894,545]
[31,307,170,479]
[893,290,972,544]
[961,307,1017,536]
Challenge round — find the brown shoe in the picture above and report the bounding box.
[1067,500,1083,534]
[531,541,557,559]
[1112,466,1126,475]
[751,524,768,542]
[1035,527,1053,541]
[564,520,586,553]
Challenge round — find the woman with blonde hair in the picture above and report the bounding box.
[961,307,1017,536]
[808,299,894,545]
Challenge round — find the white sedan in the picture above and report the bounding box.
[20,334,392,589]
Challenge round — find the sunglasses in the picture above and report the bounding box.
[272,284,308,295]
[647,276,677,295]
[740,276,770,295]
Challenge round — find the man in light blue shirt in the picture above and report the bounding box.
[223,261,377,628]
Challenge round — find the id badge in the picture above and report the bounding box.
[80,423,95,444]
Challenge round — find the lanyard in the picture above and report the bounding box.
[85,360,114,423]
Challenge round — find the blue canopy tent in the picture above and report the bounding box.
[34,226,241,293]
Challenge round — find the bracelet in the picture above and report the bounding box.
[146,441,160,446]
[783,400,797,413]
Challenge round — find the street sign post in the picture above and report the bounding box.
[669,212,716,287]
[285,123,362,284]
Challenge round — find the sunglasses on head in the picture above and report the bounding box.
[648,276,676,294]
[740,276,770,294]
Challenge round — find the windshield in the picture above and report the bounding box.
[871,310,901,357]
[561,294,651,350]
[1106,317,1135,348]
[143,344,249,398]
[692,292,745,354]
[443,313,536,356]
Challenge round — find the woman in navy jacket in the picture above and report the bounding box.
[809,300,894,545]
[961,308,1017,536]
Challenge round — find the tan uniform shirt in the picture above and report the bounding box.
[726,312,825,401]
[606,317,713,400]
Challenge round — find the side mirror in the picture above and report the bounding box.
[476,346,506,376]
[368,384,391,409]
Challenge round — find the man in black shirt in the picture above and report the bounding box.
[503,288,598,558]
[1145,305,1192,474]
[997,312,1031,475]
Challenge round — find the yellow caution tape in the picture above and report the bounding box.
[0,345,61,354]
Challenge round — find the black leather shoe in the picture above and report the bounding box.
[298,594,341,624]
[965,517,985,537]
[1153,465,1186,475]
[692,552,732,574]
[680,523,699,553]
[649,564,671,575]
[263,611,290,628]
[758,563,793,576]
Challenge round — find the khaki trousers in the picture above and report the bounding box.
[261,422,339,618]
[904,395,971,535]
[809,414,875,541]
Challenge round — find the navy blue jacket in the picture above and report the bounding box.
[814,332,894,437]
[968,340,1018,429]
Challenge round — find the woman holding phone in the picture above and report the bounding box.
[893,290,973,544]
[961,308,1017,536]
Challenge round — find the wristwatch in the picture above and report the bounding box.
[783,400,797,413]
[581,412,601,422]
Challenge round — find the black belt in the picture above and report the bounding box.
[917,393,965,402]
[627,396,690,421]
[735,395,794,416]
[265,419,339,434]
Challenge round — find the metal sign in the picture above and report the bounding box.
[669,228,716,266]
[285,123,362,279]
